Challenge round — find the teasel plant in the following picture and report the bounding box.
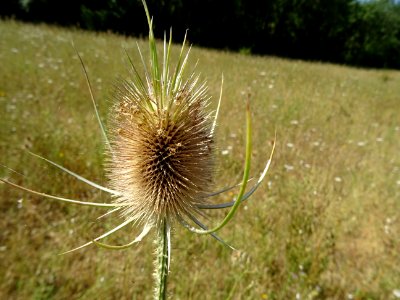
[1,1,275,299]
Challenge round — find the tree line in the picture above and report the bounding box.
[2,0,400,69]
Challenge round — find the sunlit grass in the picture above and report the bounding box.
[1,19,399,299]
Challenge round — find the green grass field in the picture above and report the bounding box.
[1,20,399,300]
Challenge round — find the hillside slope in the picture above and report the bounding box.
[0,20,399,299]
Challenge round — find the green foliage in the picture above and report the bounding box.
[345,0,400,68]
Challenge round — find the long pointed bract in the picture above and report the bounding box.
[28,151,121,196]
[0,179,119,207]
[197,138,275,209]
[61,218,135,254]
[210,74,223,136]
[187,215,235,250]
[72,44,112,152]
[97,207,121,220]
[200,178,254,199]
[93,223,152,250]
[0,164,24,176]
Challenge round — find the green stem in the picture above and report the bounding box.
[154,219,169,300]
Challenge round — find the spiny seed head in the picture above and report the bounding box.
[107,63,215,226]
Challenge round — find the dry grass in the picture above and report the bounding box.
[1,20,399,300]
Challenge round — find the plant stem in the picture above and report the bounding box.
[154,218,169,300]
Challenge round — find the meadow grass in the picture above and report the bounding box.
[0,20,399,300]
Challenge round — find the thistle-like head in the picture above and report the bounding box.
[102,1,219,228]
[108,58,215,226]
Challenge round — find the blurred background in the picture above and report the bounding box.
[1,1,400,299]
[2,0,400,69]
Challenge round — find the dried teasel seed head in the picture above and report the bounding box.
[107,78,215,226]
